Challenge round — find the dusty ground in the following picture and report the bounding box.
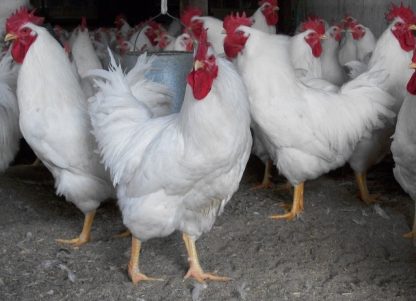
[0,156,415,301]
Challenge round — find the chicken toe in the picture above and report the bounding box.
[128,236,163,284]
[403,231,416,239]
[56,210,96,247]
[355,172,379,205]
[270,182,304,220]
[182,233,231,283]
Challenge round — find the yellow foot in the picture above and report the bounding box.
[403,231,416,239]
[113,229,131,238]
[128,269,163,284]
[56,236,89,247]
[251,182,272,190]
[358,193,380,205]
[269,211,299,221]
[184,266,231,283]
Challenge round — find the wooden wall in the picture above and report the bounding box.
[302,0,416,37]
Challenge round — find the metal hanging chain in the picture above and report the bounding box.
[133,0,189,51]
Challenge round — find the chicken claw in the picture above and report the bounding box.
[270,182,303,220]
[182,233,231,283]
[128,236,163,284]
[184,266,231,283]
[355,172,379,205]
[113,229,131,238]
[56,210,96,247]
[56,237,89,247]
[403,231,416,239]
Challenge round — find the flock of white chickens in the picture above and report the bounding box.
[0,0,416,285]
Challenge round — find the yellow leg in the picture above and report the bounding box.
[274,180,292,194]
[56,210,96,247]
[182,233,231,283]
[355,172,378,205]
[128,236,163,284]
[252,160,273,190]
[270,182,304,220]
[113,229,131,238]
[403,231,416,238]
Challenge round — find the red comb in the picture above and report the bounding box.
[181,7,203,28]
[81,16,87,31]
[259,0,278,6]
[301,19,325,35]
[195,29,210,60]
[223,12,253,34]
[412,48,416,63]
[6,6,44,34]
[386,3,416,24]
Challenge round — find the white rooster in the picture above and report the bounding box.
[251,0,279,34]
[71,17,103,97]
[0,51,20,172]
[224,14,395,219]
[5,7,115,246]
[347,4,416,204]
[181,7,224,54]
[87,31,252,283]
[391,49,416,239]
[321,24,348,86]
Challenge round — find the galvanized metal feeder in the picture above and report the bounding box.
[122,0,193,113]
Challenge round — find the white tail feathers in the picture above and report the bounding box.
[87,50,173,185]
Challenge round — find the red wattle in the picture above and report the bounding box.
[407,71,416,95]
[187,69,214,100]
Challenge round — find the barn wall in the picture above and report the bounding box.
[304,0,416,37]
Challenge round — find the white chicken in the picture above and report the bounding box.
[251,0,279,34]
[290,19,339,93]
[5,7,115,246]
[290,20,325,81]
[321,24,348,86]
[128,21,164,52]
[181,7,224,54]
[0,51,20,172]
[338,16,358,66]
[391,49,416,239]
[157,32,194,52]
[87,31,252,283]
[351,23,376,64]
[347,4,416,204]
[71,17,103,97]
[224,13,395,219]
[114,14,132,38]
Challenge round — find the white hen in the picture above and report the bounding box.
[391,52,416,239]
[224,14,395,220]
[87,32,252,283]
[5,8,115,247]
[0,51,20,172]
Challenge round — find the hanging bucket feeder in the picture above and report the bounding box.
[122,51,193,113]
[121,0,193,113]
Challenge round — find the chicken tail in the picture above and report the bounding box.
[87,50,168,184]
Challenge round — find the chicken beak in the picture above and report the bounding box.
[409,24,416,31]
[409,62,416,69]
[194,60,204,71]
[320,35,328,40]
[274,6,280,11]
[4,33,18,42]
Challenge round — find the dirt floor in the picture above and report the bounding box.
[0,156,415,301]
